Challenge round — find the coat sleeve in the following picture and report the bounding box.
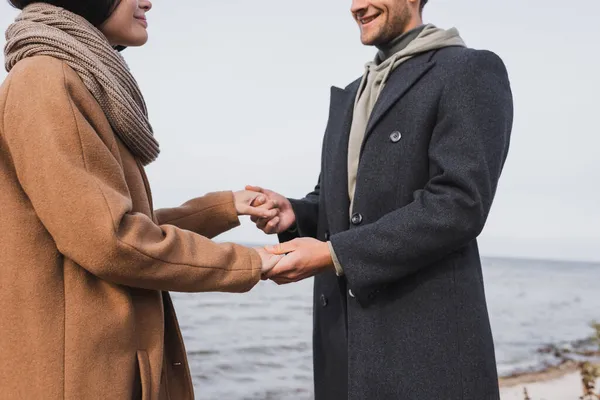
[2,60,261,293]
[330,50,513,303]
[154,191,241,239]
[278,174,321,243]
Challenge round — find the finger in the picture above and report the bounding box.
[264,217,280,234]
[240,205,273,219]
[244,205,278,220]
[265,241,295,255]
[260,261,276,278]
[272,277,295,285]
[258,199,279,211]
[245,185,264,193]
[251,195,267,207]
[261,254,284,275]
[256,218,268,230]
[251,204,278,223]
[263,258,293,279]
[263,264,282,280]
[270,271,298,285]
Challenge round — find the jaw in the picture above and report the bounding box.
[358,15,386,46]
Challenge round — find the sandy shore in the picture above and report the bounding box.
[499,360,591,400]
[500,372,584,400]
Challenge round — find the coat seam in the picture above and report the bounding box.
[60,62,75,400]
[159,201,232,226]
[1,77,13,145]
[452,259,465,399]
[1,78,21,174]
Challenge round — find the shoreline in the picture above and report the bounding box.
[499,333,600,388]
[500,371,584,400]
[499,360,579,388]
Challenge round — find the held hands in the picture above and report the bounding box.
[233,190,279,220]
[262,238,334,285]
[233,190,287,275]
[244,185,296,234]
[255,247,284,275]
[244,186,333,284]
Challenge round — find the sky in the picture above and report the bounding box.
[1,0,598,262]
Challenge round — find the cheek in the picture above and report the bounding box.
[112,18,148,45]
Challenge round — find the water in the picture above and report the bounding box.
[484,257,600,376]
[171,257,600,400]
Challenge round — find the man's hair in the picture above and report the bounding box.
[420,0,429,12]
[8,0,120,27]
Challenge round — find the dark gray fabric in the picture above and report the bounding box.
[375,24,426,64]
[285,46,513,400]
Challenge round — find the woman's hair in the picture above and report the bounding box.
[8,0,120,26]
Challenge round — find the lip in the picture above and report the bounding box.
[135,16,148,27]
[358,13,381,26]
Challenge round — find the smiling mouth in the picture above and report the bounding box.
[359,13,381,25]
[135,16,148,26]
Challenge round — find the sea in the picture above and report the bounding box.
[171,256,600,400]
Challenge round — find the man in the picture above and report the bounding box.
[249,0,513,398]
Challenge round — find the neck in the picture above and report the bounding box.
[403,16,424,34]
[375,23,426,63]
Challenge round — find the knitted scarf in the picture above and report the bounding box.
[4,3,159,165]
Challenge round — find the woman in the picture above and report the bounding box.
[0,0,282,398]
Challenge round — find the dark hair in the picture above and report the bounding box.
[420,0,429,12]
[8,0,120,27]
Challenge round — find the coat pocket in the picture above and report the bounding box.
[136,350,152,400]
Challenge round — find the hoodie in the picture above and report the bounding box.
[347,24,466,208]
[328,25,466,277]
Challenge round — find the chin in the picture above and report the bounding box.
[360,33,379,46]
[121,34,149,48]
[360,25,386,46]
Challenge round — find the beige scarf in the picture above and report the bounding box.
[4,3,159,165]
[347,24,466,211]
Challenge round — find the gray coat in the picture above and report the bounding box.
[280,46,513,400]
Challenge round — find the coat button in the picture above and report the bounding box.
[324,231,330,241]
[390,130,402,143]
[350,213,363,225]
[320,294,328,307]
[348,289,355,298]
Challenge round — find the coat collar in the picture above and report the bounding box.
[324,51,438,230]
[365,51,436,138]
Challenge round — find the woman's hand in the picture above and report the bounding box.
[245,185,296,234]
[233,190,279,220]
[255,247,283,275]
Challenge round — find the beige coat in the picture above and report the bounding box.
[0,56,261,400]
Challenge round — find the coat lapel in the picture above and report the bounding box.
[326,81,359,232]
[364,55,436,141]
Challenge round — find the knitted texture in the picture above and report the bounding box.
[4,3,159,165]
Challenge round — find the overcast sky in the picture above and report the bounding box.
[1,0,598,262]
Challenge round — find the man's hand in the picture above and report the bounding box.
[254,247,284,275]
[262,238,333,284]
[245,185,296,234]
[233,190,279,220]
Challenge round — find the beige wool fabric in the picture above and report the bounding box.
[4,3,160,165]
